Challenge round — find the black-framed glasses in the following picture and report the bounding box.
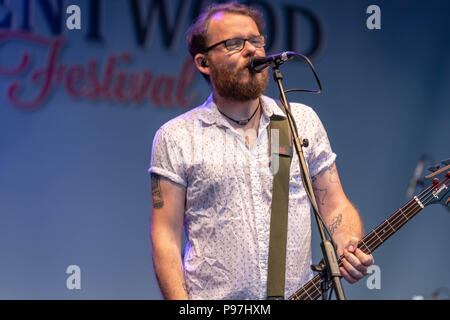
[204,35,266,53]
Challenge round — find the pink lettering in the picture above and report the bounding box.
[8,36,64,110]
[0,31,199,110]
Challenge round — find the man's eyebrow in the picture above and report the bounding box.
[225,34,261,40]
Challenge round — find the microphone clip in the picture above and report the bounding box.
[248,51,295,73]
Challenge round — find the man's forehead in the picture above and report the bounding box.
[207,12,258,37]
[210,11,227,22]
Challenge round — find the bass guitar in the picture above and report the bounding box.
[289,160,450,300]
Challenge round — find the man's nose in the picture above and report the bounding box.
[242,40,257,57]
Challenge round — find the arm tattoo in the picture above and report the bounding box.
[151,173,164,209]
[328,165,338,184]
[313,187,328,206]
[329,213,342,236]
[312,165,337,184]
[312,165,338,206]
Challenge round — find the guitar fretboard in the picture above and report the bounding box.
[288,197,424,300]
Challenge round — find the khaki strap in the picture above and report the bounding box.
[266,100,292,299]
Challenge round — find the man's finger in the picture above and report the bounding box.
[354,248,375,267]
[339,266,357,284]
[341,256,365,280]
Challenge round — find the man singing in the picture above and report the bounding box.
[149,2,374,300]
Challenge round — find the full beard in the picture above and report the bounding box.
[210,61,269,102]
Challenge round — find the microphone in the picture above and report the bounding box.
[406,155,427,199]
[248,51,296,73]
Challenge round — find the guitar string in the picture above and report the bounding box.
[290,197,423,300]
[294,177,449,300]
[291,176,449,300]
[360,201,419,253]
[355,176,448,254]
[363,176,450,252]
[291,184,430,300]
[361,200,418,250]
[419,176,449,206]
[299,177,450,300]
[290,176,449,300]
[340,177,449,270]
[293,193,425,299]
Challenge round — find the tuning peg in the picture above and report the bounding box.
[427,164,441,172]
[441,159,450,166]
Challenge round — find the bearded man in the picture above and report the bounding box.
[149,2,374,300]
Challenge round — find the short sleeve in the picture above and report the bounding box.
[306,108,337,177]
[148,128,187,187]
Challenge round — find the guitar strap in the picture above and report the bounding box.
[266,100,293,299]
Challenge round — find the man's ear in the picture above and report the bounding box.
[194,53,210,76]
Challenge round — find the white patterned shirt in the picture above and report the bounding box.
[149,94,336,299]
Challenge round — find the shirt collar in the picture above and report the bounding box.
[197,94,287,126]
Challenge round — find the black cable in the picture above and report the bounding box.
[278,52,322,98]
[275,54,336,247]
[328,285,334,300]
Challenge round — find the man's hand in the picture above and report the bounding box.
[335,236,375,284]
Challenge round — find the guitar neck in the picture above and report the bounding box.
[288,197,424,300]
[356,197,423,255]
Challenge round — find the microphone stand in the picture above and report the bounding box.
[271,66,346,300]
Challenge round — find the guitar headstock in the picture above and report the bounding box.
[421,159,450,208]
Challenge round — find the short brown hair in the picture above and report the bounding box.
[186,1,265,82]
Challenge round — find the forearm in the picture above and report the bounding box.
[312,164,363,244]
[311,163,374,283]
[325,203,364,253]
[152,243,188,300]
[325,203,375,283]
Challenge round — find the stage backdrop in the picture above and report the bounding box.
[0,0,449,299]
